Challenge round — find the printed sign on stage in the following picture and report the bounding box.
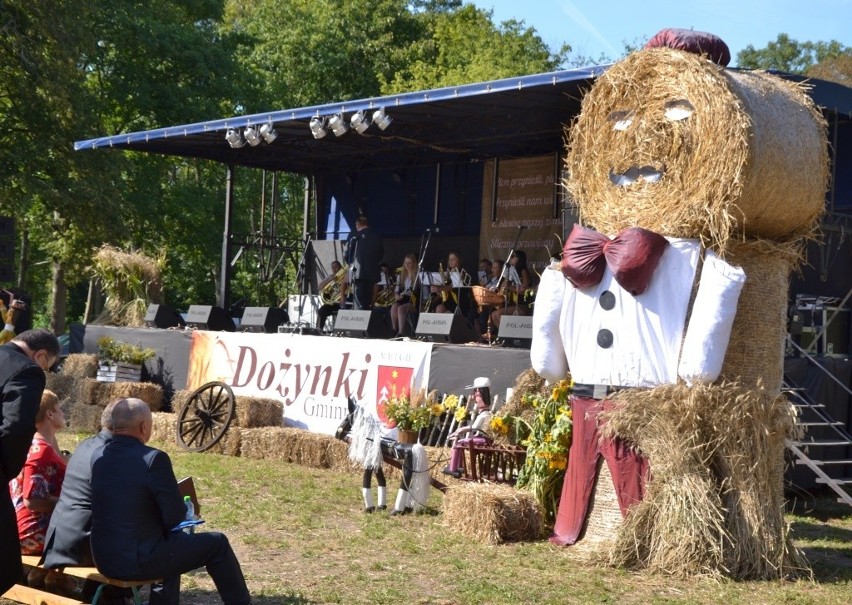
[186,332,433,435]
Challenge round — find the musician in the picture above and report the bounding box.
[471,259,505,335]
[477,259,491,286]
[316,260,348,333]
[345,215,383,310]
[390,254,419,338]
[431,251,470,315]
[373,263,394,308]
[490,250,534,329]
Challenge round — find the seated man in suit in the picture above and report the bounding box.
[42,400,131,604]
[90,399,251,605]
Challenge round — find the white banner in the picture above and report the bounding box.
[186,332,433,435]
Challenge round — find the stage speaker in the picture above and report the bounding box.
[186,305,235,332]
[415,312,475,344]
[240,306,288,333]
[497,315,533,348]
[144,303,186,329]
[334,309,394,339]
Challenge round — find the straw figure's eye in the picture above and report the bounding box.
[663,99,695,121]
[608,110,634,131]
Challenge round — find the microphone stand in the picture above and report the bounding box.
[410,228,434,335]
[493,226,525,341]
[294,234,313,323]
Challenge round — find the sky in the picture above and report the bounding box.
[470,0,852,67]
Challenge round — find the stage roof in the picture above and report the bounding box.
[74,66,852,176]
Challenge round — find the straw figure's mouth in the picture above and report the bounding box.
[608,166,665,187]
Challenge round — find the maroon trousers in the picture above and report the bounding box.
[550,395,649,546]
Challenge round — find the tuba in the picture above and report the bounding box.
[374,267,399,307]
[320,264,349,305]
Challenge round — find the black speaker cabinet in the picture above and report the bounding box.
[240,306,288,333]
[415,312,475,344]
[144,304,186,329]
[334,309,393,339]
[186,305,235,332]
[497,315,533,348]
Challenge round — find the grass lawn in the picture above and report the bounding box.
[5,432,851,605]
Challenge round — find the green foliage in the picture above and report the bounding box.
[513,379,573,526]
[737,33,850,73]
[96,336,155,365]
[384,388,436,431]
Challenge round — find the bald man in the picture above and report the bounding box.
[90,399,251,605]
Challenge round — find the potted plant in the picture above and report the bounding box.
[96,336,156,383]
[384,388,436,444]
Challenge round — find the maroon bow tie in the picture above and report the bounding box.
[561,224,669,295]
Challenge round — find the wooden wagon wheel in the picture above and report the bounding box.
[176,381,235,452]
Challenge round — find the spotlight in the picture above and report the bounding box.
[244,125,261,147]
[372,108,392,131]
[328,113,349,137]
[309,116,328,139]
[350,110,371,134]
[260,122,278,144]
[225,128,245,148]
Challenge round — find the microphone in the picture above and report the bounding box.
[426,225,440,233]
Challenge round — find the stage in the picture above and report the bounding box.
[69,324,532,434]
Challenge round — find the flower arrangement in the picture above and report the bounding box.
[384,387,435,431]
[97,336,156,366]
[513,378,573,526]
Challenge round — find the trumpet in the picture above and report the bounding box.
[320,264,349,305]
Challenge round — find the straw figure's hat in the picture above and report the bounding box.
[566,46,829,252]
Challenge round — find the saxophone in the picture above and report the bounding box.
[439,262,449,303]
[320,264,348,305]
[374,267,400,307]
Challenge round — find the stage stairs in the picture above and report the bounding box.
[783,341,852,507]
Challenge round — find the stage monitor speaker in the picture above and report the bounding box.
[144,303,186,329]
[334,309,393,339]
[186,305,235,332]
[240,306,288,333]
[497,315,533,348]
[415,312,475,344]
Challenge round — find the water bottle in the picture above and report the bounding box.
[183,495,195,534]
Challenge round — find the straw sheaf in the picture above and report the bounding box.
[61,354,99,379]
[574,462,624,551]
[442,482,542,545]
[720,241,799,391]
[600,382,807,579]
[567,47,827,251]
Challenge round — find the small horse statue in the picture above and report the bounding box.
[336,396,430,515]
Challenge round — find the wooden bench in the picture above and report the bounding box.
[1,555,161,605]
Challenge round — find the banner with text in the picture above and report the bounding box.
[480,154,563,270]
[187,332,433,435]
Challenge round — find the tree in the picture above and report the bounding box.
[737,34,850,73]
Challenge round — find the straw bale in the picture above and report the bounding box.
[46,374,77,402]
[601,382,808,579]
[150,412,176,444]
[567,47,828,251]
[577,463,623,550]
[442,482,541,545]
[61,354,99,379]
[204,426,242,457]
[721,241,798,391]
[76,378,109,407]
[234,395,284,428]
[240,427,338,468]
[171,390,192,416]
[109,382,164,412]
[68,401,103,434]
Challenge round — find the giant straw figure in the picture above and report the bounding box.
[531,31,828,578]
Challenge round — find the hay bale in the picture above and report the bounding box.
[76,378,108,407]
[602,382,808,579]
[171,390,192,415]
[235,395,283,428]
[241,427,337,468]
[442,482,541,545]
[721,241,797,391]
[577,463,623,550]
[68,401,103,433]
[150,412,176,444]
[567,47,828,250]
[46,374,77,402]
[61,354,99,379]
[108,382,164,412]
